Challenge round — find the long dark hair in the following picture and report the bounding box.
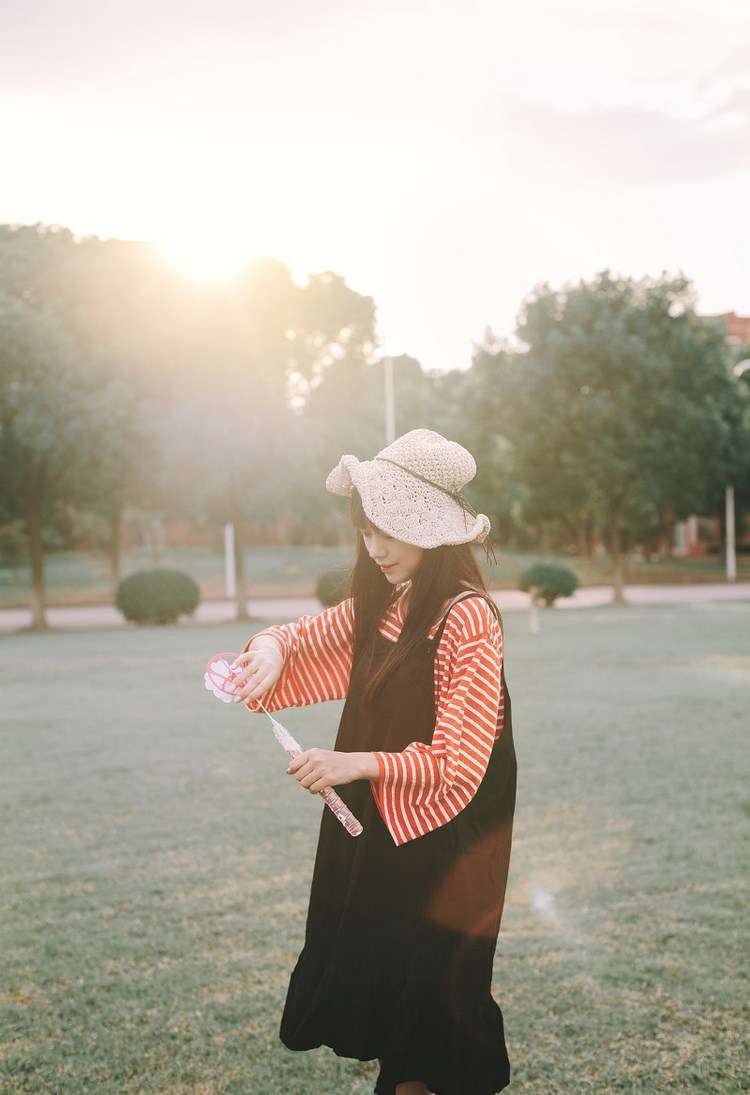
[345,487,495,708]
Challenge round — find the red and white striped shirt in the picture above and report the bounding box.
[240,582,505,846]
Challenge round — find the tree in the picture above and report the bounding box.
[718,338,750,549]
[0,292,127,628]
[502,270,737,602]
[461,331,536,553]
[0,225,385,622]
[0,225,166,609]
[157,262,379,617]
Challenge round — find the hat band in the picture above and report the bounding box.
[372,456,497,566]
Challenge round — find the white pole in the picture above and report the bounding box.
[384,356,396,443]
[725,484,736,582]
[529,591,540,634]
[224,522,237,598]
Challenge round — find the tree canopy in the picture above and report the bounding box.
[490,270,739,598]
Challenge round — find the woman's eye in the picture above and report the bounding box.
[363,525,391,541]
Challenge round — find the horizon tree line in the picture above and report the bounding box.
[1,223,748,626]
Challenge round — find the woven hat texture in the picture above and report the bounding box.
[325,428,491,549]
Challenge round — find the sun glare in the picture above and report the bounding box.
[159,236,253,282]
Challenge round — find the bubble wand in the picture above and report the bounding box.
[204,653,363,838]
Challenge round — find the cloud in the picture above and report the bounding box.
[477,90,750,190]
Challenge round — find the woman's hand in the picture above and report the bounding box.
[230,638,284,703]
[287,749,376,794]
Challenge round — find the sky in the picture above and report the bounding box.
[3,0,749,373]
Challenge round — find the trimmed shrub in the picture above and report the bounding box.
[116,568,200,626]
[519,561,579,606]
[316,568,350,607]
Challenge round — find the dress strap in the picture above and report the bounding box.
[429,588,508,742]
[429,588,503,650]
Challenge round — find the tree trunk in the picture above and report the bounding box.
[149,516,164,562]
[662,508,677,558]
[576,512,596,558]
[609,515,627,605]
[27,465,49,630]
[233,512,250,622]
[583,515,596,559]
[109,505,123,598]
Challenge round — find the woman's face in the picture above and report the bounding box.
[361,519,424,584]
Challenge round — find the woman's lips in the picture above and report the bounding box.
[380,563,396,570]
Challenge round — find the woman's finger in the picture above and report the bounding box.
[286,760,322,794]
[230,652,260,687]
[235,657,268,691]
[235,669,270,701]
[292,762,315,784]
[247,673,276,700]
[233,672,259,698]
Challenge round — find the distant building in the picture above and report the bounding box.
[700,310,750,349]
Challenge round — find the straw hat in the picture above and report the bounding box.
[325,428,496,561]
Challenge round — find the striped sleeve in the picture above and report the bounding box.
[369,596,504,847]
[238,597,355,712]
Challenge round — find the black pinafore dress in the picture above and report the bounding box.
[280,590,517,1095]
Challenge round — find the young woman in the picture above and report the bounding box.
[230,428,517,1095]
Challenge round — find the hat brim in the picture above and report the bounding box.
[325,454,491,548]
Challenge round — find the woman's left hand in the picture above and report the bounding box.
[286,748,367,794]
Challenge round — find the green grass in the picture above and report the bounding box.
[1,544,747,609]
[1,604,748,1092]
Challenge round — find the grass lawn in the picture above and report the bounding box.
[1,544,748,609]
[1,603,748,1093]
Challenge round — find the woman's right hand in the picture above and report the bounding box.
[230,637,284,704]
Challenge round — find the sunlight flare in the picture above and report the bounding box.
[158,234,253,282]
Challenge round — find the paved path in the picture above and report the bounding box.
[2,582,748,633]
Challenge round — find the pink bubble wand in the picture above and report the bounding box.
[204,653,363,838]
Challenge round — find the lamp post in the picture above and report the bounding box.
[384,355,396,443]
[726,360,750,582]
[725,486,736,582]
[224,521,236,598]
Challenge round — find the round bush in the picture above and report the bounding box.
[116,568,200,626]
[316,568,350,607]
[519,561,579,606]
